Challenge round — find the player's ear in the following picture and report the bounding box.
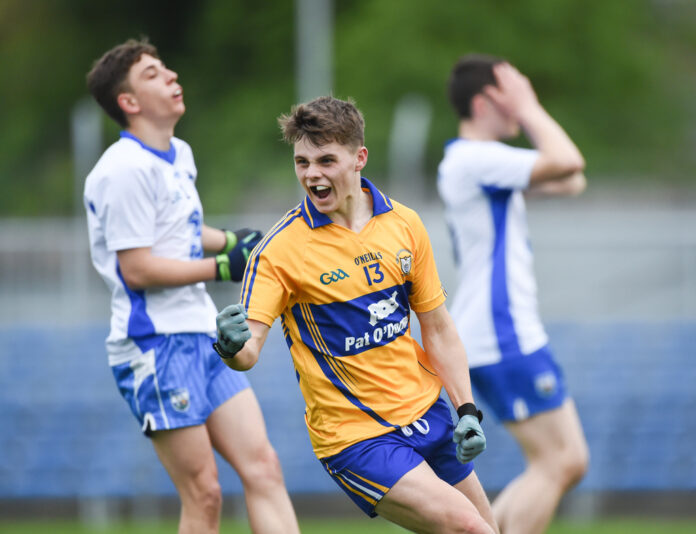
[117,92,140,115]
[355,146,368,172]
[470,93,489,118]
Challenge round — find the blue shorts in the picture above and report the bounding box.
[470,345,567,422]
[111,333,250,435]
[319,396,474,517]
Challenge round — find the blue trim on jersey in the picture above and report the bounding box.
[301,197,332,228]
[120,131,177,164]
[291,284,411,357]
[242,208,303,309]
[115,261,159,351]
[280,316,294,349]
[443,137,462,150]
[308,344,399,430]
[364,177,393,215]
[300,177,393,229]
[482,186,523,358]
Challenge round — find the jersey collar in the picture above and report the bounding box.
[300,177,394,229]
[120,131,177,164]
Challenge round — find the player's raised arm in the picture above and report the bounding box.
[485,62,586,187]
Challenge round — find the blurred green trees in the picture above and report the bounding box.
[1,0,694,216]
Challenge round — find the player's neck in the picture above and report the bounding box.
[458,120,499,142]
[329,189,373,233]
[126,119,175,152]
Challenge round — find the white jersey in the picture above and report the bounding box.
[437,138,548,367]
[84,132,217,365]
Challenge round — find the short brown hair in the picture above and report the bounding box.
[86,38,159,127]
[278,96,365,149]
[448,54,505,119]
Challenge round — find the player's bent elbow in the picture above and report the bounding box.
[557,155,585,178]
[566,172,587,196]
[120,270,149,291]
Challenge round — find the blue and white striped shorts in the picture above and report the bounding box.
[111,333,250,435]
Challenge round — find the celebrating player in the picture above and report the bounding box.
[437,54,589,534]
[83,38,299,534]
[215,96,498,534]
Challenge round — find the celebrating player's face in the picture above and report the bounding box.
[293,139,368,217]
[121,54,185,126]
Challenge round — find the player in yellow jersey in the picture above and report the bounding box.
[215,96,498,534]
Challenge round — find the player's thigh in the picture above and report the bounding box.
[505,398,587,464]
[375,461,485,533]
[151,424,218,489]
[205,388,276,475]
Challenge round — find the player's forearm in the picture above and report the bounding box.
[120,254,217,289]
[426,340,476,408]
[519,104,585,183]
[527,171,587,197]
[201,224,226,253]
[417,306,476,406]
[219,335,261,371]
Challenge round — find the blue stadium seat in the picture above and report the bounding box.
[1,321,695,498]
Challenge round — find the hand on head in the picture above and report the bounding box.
[484,62,539,120]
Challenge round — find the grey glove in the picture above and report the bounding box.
[213,303,251,358]
[453,414,486,464]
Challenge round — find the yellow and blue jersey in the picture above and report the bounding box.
[240,178,447,458]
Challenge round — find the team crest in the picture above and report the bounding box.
[170,388,190,412]
[534,372,558,398]
[396,249,412,275]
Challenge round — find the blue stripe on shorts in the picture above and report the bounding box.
[320,396,474,517]
[112,333,250,435]
[470,344,567,422]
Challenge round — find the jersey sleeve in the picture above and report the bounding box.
[99,166,157,252]
[404,208,446,313]
[440,141,538,198]
[471,142,537,191]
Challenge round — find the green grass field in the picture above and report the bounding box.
[1,518,695,533]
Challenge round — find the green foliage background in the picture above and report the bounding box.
[1,0,695,216]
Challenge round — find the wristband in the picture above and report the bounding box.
[456,403,483,423]
[215,253,231,281]
[220,229,238,255]
[213,341,237,359]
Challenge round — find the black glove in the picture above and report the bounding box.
[215,228,263,282]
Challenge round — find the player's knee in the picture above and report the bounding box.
[563,443,589,488]
[452,510,496,534]
[549,442,588,491]
[432,507,494,534]
[186,469,223,517]
[240,442,285,489]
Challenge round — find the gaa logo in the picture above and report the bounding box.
[320,269,350,285]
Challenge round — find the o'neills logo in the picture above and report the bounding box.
[396,249,412,275]
[354,251,383,265]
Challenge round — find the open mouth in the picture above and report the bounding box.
[310,185,331,199]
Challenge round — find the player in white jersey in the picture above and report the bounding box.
[83,38,299,534]
[437,55,589,534]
